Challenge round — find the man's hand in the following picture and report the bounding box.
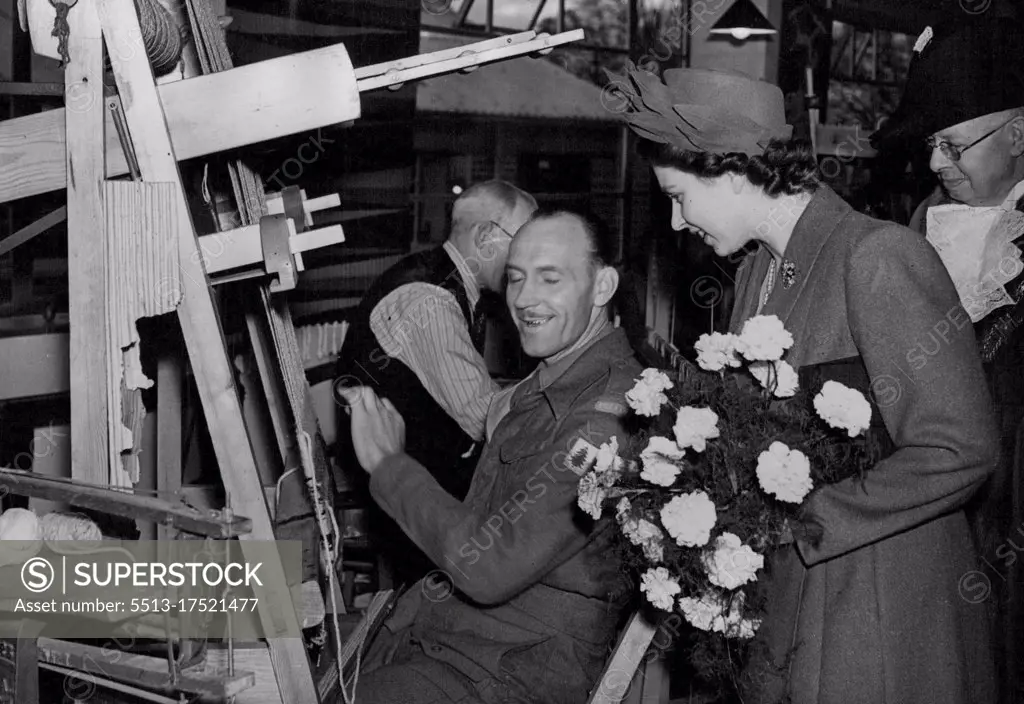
[337,387,406,474]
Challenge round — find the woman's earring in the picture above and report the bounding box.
[781,260,799,289]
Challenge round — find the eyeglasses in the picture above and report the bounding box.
[489,221,515,240]
[925,118,1015,162]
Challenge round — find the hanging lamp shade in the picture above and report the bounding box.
[709,0,777,41]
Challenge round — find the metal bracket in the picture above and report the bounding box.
[105,92,141,180]
[259,214,296,293]
[280,186,307,233]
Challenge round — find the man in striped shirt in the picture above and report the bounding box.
[335,180,536,587]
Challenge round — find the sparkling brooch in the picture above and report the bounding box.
[781,259,799,289]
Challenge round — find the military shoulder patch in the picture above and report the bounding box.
[564,438,599,476]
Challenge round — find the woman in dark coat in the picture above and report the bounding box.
[615,64,998,704]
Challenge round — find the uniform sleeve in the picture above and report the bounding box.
[370,283,498,441]
[369,398,630,605]
[796,226,998,565]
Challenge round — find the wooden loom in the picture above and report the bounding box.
[1,1,584,701]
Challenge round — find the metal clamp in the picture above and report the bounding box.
[259,214,296,293]
[280,185,307,233]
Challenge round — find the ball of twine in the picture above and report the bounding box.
[41,512,103,543]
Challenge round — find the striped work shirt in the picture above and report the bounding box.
[369,241,498,442]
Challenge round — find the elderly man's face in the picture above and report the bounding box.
[928,112,1022,206]
[505,214,599,360]
[477,198,536,291]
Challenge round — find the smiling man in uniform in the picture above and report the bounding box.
[337,210,643,704]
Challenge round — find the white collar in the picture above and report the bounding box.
[442,241,481,311]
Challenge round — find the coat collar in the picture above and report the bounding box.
[733,185,852,328]
[540,327,635,421]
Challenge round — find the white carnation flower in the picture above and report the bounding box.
[678,592,760,639]
[577,472,606,520]
[594,436,621,475]
[641,459,680,487]
[616,498,665,563]
[703,532,765,590]
[640,567,680,611]
[641,436,685,463]
[813,380,872,437]
[625,369,674,417]
[673,407,720,453]
[694,332,742,372]
[660,491,717,547]
[749,360,799,398]
[735,315,794,362]
[616,496,632,518]
[756,441,813,504]
[642,538,665,563]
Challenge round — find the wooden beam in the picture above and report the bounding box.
[0,333,70,401]
[37,638,255,699]
[200,223,345,275]
[0,41,361,205]
[96,1,318,701]
[0,206,66,257]
[0,29,586,205]
[63,0,108,488]
[0,80,63,95]
[104,181,184,488]
[0,468,251,537]
[355,29,583,92]
[156,354,183,541]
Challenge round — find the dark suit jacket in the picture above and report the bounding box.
[731,186,998,704]
[362,329,642,704]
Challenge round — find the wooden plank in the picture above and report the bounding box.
[95,2,318,702]
[200,223,345,275]
[156,354,183,541]
[0,333,70,401]
[245,312,295,472]
[104,181,183,488]
[0,81,63,95]
[0,39,360,205]
[36,638,255,699]
[0,469,251,537]
[0,206,66,257]
[355,29,584,92]
[0,620,45,704]
[354,30,536,79]
[587,612,657,704]
[0,29,586,205]
[65,0,108,487]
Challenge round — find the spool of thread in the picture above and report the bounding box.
[41,512,103,542]
[0,508,42,566]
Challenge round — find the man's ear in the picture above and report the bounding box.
[471,221,488,250]
[1008,115,1024,158]
[593,266,620,308]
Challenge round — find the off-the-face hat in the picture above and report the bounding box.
[871,16,1024,149]
[609,62,792,156]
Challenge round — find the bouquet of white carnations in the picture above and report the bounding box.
[573,315,877,695]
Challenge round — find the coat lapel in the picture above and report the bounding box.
[729,248,771,332]
[761,186,852,327]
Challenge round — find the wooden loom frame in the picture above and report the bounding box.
[4,1,585,701]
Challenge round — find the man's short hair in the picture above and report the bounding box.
[522,208,619,270]
[450,180,537,239]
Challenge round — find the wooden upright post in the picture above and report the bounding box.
[64,0,109,485]
[95,0,318,701]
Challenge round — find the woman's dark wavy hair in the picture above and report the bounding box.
[638,138,820,197]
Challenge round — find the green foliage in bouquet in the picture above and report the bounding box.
[575,316,880,700]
